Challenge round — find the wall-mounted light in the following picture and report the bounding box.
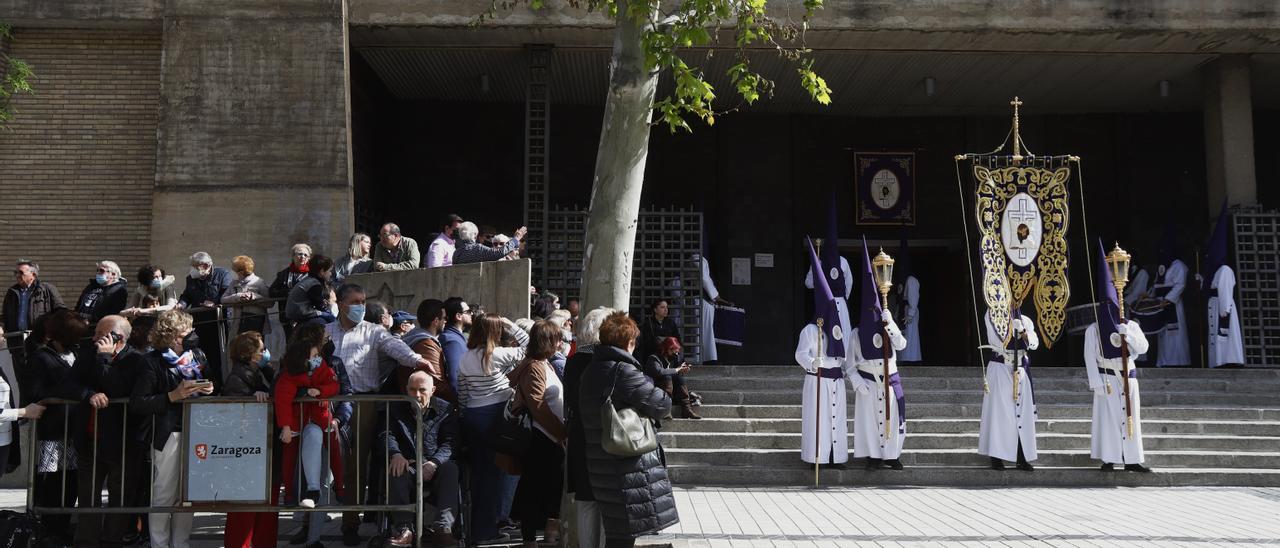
[480,74,491,94]
[924,77,936,98]
[1159,80,1171,99]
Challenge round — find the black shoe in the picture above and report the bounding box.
[342,527,362,546]
[1016,461,1035,472]
[886,459,904,470]
[990,458,1006,470]
[864,458,882,471]
[290,526,310,545]
[1100,463,1115,472]
[1124,463,1153,473]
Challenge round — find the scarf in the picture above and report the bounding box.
[162,348,203,380]
[289,261,310,274]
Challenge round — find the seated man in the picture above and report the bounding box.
[380,370,461,548]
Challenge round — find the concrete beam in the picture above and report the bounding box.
[0,0,161,28]
[350,0,1280,53]
[1203,55,1258,215]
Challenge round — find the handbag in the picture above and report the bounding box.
[488,364,532,457]
[600,363,659,457]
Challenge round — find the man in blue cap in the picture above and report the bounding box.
[794,237,854,467]
[390,310,417,337]
[847,240,908,471]
[1084,241,1152,472]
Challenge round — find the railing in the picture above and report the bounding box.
[23,394,432,547]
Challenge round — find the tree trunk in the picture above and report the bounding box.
[580,0,659,313]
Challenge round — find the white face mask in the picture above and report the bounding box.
[190,267,202,278]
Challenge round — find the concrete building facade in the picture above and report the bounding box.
[1,0,1277,363]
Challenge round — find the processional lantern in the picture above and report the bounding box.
[872,248,895,310]
[1106,243,1131,319]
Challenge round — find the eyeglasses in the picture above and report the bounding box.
[96,268,110,274]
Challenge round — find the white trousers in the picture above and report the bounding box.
[576,500,605,548]
[150,432,192,548]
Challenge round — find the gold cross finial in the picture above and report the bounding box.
[1010,96,1024,165]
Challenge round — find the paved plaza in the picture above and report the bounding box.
[4,486,1278,547]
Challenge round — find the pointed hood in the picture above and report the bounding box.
[1203,200,1229,290]
[821,188,847,297]
[858,237,886,358]
[806,237,845,358]
[1097,238,1123,360]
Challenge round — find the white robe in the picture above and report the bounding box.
[803,256,854,344]
[898,276,922,362]
[1084,321,1150,464]
[978,311,1038,463]
[847,321,908,460]
[1207,265,1245,367]
[794,324,854,464]
[700,257,719,363]
[1153,260,1190,367]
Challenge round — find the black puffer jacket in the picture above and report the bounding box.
[578,344,678,539]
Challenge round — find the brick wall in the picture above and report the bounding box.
[0,29,161,308]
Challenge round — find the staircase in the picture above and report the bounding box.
[664,365,1280,487]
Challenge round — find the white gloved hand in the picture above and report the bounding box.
[856,378,873,395]
[1012,318,1025,333]
[880,309,893,324]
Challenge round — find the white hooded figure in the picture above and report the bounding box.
[978,309,1038,470]
[1084,319,1151,470]
[847,309,908,468]
[1207,264,1245,367]
[794,323,854,464]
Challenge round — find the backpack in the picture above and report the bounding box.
[0,511,42,548]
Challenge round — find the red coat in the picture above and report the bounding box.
[274,362,340,431]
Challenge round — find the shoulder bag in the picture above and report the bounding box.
[600,362,658,457]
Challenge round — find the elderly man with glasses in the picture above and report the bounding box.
[75,260,130,324]
[178,252,233,386]
[373,222,422,272]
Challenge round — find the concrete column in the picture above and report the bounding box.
[150,1,353,277]
[1202,55,1257,216]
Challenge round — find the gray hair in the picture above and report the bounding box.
[291,243,312,256]
[189,252,213,266]
[381,223,402,236]
[97,260,121,277]
[575,306,615,346]
[15,259,38,275]
[547,309,571,329]
[513,318,535,333]
[456,221,479,243]
[348,233,370,259]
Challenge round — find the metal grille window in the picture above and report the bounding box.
[1233,210,1280,366]
[545,207,705,363]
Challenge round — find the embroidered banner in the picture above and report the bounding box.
[855,152,916,226]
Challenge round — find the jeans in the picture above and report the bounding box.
[150,433,192,548]
[300,423,334,545]
[462,401,508,540]
[576,500,605,548]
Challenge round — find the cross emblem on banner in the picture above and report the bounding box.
[1008,196,1036,260]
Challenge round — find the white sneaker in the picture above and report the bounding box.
[299,498,317,509]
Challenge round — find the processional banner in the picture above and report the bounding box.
[855,152,915,225]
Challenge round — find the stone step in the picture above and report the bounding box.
[687,376,1279,394]
[661,417,1280,436]
[686,365,1280,380]
[657,431,1280,452]
[694,389,1280,407]
[693,404,1280,421]
[662,448,1280,469]
[665,464,1280,487]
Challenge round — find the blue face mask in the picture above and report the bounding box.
[95,274,109,285]
[149,279,163,289]
[307,356,323,370]
[346,304,366,324]
[258,349,271,368]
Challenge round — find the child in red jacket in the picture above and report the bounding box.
[275,333,344,510]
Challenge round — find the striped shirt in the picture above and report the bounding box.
[325,320,422,393]
[457,325,529,409]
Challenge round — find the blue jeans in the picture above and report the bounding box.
[463,401,509,540]
[300,423,332,545]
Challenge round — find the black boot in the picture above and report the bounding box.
[990,457,1006,470]
[864,458,882,471]
[1124,463,1153,473]
[1016,461,1035,472]
[1100,463,1115,472]
[886,459,904,470]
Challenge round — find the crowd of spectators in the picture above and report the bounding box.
[0,213,684,548]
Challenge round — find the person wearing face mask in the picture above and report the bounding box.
[275,323,346,548]
[222,256,271,335]
[324,283,431,545]
[132,309,214,548]
[220,331,280,547]
[70,315,150,547]
[178,252,233,386]
[26,308,92,546]
[76,260,130,324]
[124,265,179,319]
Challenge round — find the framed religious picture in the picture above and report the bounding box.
[855,151,916,225]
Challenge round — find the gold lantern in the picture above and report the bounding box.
[1105,243,1131,320]
[872,248,895,310]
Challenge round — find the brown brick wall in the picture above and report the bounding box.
[0,28,161,308]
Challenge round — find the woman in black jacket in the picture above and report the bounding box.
[634,298,679,364]
[26,308,90,545]
[578,312,678,548]
[643,336,699,420]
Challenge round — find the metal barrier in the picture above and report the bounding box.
[24,393,434,547]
